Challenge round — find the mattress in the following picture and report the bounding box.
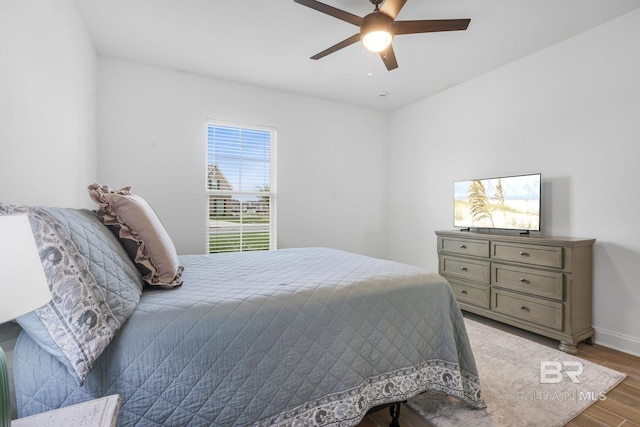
[15,247,484,426]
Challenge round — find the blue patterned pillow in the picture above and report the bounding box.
[0,203,143,383]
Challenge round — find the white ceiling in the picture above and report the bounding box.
[76,0,640,112]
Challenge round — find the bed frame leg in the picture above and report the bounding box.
[389,402,401,427]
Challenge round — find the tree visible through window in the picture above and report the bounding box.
[206,123,276,253]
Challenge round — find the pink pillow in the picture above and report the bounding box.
[88,183,183,288]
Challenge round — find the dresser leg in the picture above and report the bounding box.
[559,342,578,354]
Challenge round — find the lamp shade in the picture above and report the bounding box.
[0,215,51,324]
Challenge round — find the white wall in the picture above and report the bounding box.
[97,58,389,257]
[0,0,97,207]
[387,10,640,355]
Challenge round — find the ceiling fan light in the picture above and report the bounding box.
[362,30,393,53]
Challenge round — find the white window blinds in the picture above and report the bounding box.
[206,123,276,253]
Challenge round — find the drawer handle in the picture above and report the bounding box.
[460,266,468,271]
[519,251,529,256]
[520,305,530,312]
[460,289,468,295]
[519,277,528,283]
[459,244,467,249]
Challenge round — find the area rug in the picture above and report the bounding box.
[407,318,626,426]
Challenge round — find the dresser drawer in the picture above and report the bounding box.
[439,237,490,257]
[491,242,563,269]
[440,256,490,284]
[492,263,564,300]
[492,289,563,330]
[448,279,490,309]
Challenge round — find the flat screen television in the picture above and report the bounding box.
[454,173,541,232]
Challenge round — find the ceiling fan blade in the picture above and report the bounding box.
[379,0,407,20]
[379,44,398,71]
[310,33,361,60]
[294,0,363,26]
[394,19,471,35]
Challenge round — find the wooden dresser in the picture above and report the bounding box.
[435,230,595,354]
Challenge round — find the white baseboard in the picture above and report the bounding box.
[594,326,640,357]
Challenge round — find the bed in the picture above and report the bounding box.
[5,191,484,426]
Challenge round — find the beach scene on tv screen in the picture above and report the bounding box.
[454,174,541,231]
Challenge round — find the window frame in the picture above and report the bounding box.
[205,120,277,253]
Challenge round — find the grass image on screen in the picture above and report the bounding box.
[454,173,541,231]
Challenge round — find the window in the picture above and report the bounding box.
[206,122,276,253]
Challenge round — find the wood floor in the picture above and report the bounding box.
[357,314,640,427]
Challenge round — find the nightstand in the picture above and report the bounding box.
[12,395,120,427]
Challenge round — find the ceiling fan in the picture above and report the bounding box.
[294,0,471,71]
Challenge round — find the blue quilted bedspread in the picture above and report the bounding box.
[15,247,484,426]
